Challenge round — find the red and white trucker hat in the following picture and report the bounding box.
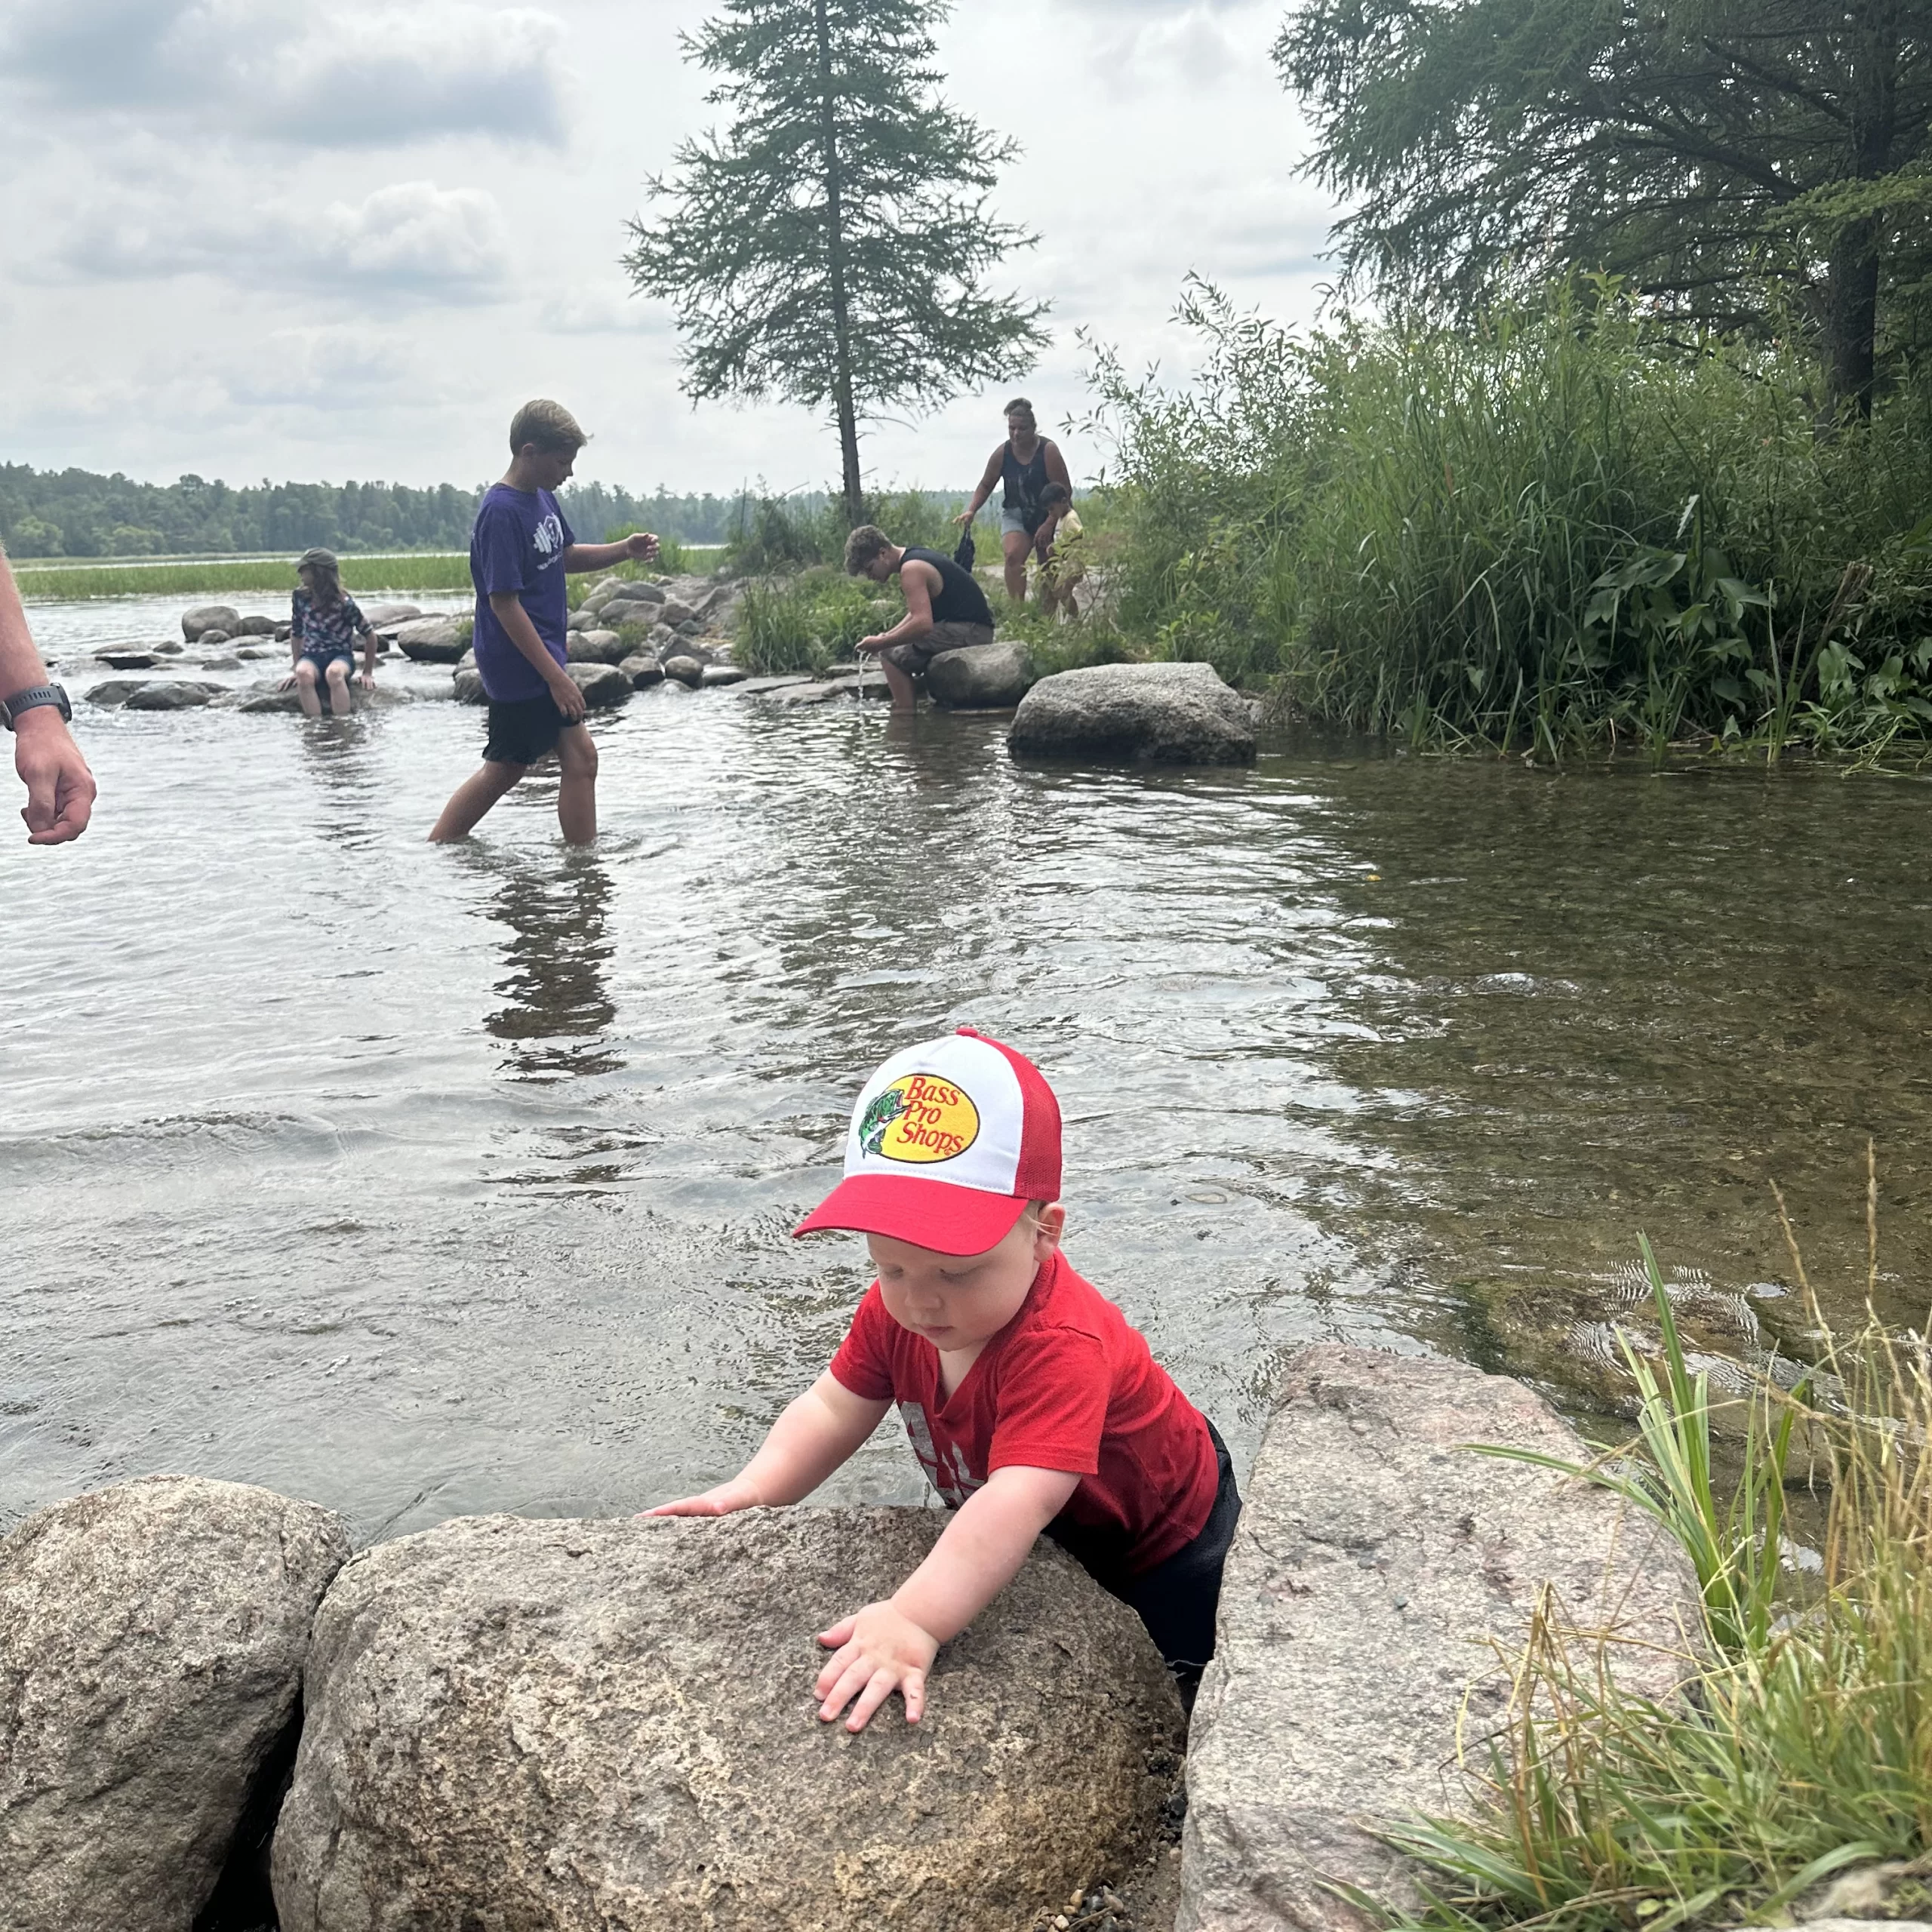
[793,1028,1063,1255]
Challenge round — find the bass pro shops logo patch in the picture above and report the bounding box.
[859,1074,981,1164]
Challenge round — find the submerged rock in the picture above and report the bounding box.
[359,603,421,629]
[702,663,747,687]
[926,638,1035,709]
[620,653,665,688]
[1010,662,1256,765]
[181,602,241,641]
[1176,1347,1701,1932]
[662,653,706,688]
[234,614,278,637]
[97,650,162,670]
[87,678,155,705]
[0,1475,349,1932]
[272,1509,1182,1932]
[451,666,487,705]
[123,680,219,711]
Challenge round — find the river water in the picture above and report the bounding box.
[5,593,1929,1540]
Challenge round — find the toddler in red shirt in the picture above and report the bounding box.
[650,1029,1240,1732]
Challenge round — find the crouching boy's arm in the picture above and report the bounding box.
[814,1464,1080,1734]
[645,1371,889,1517]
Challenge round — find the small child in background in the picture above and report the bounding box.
[1032,483,1087,619]
[284,548,377,717]
[649,1029,1241,1733]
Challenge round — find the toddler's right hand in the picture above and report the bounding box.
[639,1477,760,1519]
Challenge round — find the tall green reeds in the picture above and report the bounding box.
[14,554,478,601]
[1376,1179,1932,1932]
[1087,278,1932,752]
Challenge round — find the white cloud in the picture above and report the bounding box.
[38,179,511,300]
[538,282,668,334]
[0,0,572,148]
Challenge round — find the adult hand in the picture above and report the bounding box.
[855,634,888,654]
[814,1601,938,1732]
[952,509,974,526]
[623,532,661,564]
[15,709,96,846]
[548,672,588,723]
[639,1475,761,1518]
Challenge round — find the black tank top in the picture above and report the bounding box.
[902,547,995,629]
[1001,440,1052,533]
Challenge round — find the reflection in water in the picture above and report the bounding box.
[7,617,1932,1540]
[481,854,619,1081]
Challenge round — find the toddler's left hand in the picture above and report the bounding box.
[815,1601,938,1732]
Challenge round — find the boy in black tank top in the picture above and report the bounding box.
[844,525,995,712]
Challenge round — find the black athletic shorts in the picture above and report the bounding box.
[1046,1417,1241,1706]
[483,694,571,767]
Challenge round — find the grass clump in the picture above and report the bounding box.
[1377,1172,1932,1932]
[1086,276,1932,755]
[724,489,971,575]
[734,568,898,675]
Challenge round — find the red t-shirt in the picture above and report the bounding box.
[829,1249,1219,1576]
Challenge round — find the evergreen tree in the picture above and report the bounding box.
[623,0,1048,525]
[1276,0,1932,416]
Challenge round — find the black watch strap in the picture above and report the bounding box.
[2,685,72,731]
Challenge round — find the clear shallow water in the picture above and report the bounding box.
[5,593,1929,1539]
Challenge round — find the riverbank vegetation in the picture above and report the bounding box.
[1088,278,1932,756]
[12,553,478,601]
[1380,1204,1932,1932]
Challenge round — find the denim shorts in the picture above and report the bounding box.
[300,650,353,675]
[1000,509,1035,538]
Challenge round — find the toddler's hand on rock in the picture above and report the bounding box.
[640,1478,761,1518]
[814,1601,938,1731]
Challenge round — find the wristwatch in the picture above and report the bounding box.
[1,685,72,731]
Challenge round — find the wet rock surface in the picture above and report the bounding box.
[1177,1346,1701,1932]
[0,1475,349,1932]
[394,617,468,663]
[564,660,632,708]
[1010,663,1257,765]
[272,1509,1183,1932]
[927,638,1036,710]
[182,603,242,641]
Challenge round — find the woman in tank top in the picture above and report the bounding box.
[957,398,1072,605]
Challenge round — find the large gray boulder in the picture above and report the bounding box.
[620,654,665,688]
[233,614,278,637]
[0,1475,349,1932]
[567,628,629,666]
[604,579,666,610]
[272,1509,1183,1932]
[394,617,468,663]
[564,660,632,709]
[86,677,155,707]
[1010,661,1257,764]
[451,666,487,705]
[926,638,1035,709]
[1177,1347,1702,1932]
[662,653,706,689]
[181,602,241,641]
[360,602,421,629]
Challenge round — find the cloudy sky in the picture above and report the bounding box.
[0,0,1339,497]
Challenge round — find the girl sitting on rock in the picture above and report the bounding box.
[283,548,377,718]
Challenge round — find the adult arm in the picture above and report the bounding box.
[489,589,587,722]
[855,561,937,654]
[955,445,1008,525]
[2,553,96,845]
[561,532,660,574]
[645,1371,890,1515]
[814,1465,1081,1731]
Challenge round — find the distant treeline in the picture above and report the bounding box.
[0,463,768,558]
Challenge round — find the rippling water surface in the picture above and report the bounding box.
[5,593,1929,1539]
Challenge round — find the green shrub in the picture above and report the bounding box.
[1085,276,1932,754]
[723,490,979,575]
[733,568,901,674]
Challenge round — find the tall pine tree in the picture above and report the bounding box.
[623,0,1048,525]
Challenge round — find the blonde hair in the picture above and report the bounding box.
[844,525,895,574]
[508,398,588,456]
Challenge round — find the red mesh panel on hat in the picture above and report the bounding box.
[955,1027,1062,1201]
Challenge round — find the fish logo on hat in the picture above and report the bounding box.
[860,1074,981,1164]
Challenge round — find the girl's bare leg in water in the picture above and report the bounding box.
[294,659,324,718]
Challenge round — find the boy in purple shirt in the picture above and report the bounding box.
[428,399,660,845]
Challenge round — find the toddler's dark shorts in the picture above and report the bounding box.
[483,694,572,767]
[1047,1417,1241,1709]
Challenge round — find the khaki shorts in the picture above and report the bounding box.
[881,620,995,675]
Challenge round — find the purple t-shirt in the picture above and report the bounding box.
[469,484,574,702]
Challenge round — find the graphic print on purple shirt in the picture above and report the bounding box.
[469,484,575,703]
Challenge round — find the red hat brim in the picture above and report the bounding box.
[792,1174,1032,1257]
